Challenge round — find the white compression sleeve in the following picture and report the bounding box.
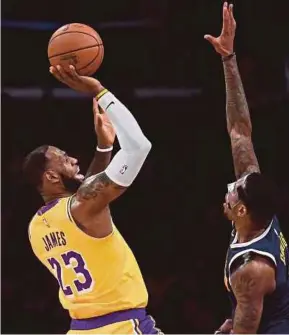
[97,90,152,187]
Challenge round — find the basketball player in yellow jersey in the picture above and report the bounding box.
[25,65,162,334]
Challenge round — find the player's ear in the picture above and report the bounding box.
[237,203,247,218]
[44,170,60,184]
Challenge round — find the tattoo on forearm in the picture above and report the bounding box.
[223,56,260,178]
[232,269,262,333]
[230,134,260,179]
[223,56,251,134]
[234,303,260,333]
[77,172,125,200]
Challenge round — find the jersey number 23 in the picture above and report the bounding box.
[48,250,94,296]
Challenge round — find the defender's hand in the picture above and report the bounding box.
[204,2,236,56]
[93,98,116,148]
[49,65,104,95]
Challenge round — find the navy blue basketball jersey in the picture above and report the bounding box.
[224,216,289,333]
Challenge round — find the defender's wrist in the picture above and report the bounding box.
[222,52,236,62]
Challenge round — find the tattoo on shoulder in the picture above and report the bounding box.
[233,266,257,300]
[77,172,125,200]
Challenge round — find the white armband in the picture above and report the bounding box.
[96,146,113,152]
[98,89,152,187]
[105,145,151,187]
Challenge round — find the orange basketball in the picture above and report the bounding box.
[48,23,104,76]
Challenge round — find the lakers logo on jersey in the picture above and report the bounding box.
[42,216,50,227]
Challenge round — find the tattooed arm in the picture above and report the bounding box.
[205,2,260,179]
[70,88,151,236]
[50,67,150,236]
[223,55,260,179]
[230,255,275,334]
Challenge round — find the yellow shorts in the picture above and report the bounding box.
[67,308,162,335]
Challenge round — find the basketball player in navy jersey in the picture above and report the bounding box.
[205,3,289,334]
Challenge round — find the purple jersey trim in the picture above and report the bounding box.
[70,308,146,330]
[37,199,59,216]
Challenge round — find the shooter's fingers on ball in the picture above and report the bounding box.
[68,65,82,82]
[49,66,66,84]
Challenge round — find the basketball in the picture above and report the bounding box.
[48,23,104,76]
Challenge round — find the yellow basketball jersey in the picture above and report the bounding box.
[29,197,148,319]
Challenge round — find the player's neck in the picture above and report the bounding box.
[235,221,266,243]
[41,191,72,204]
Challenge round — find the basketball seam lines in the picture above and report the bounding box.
[78,45,103,71]
[49,30,101,44]
[48,44,103,59]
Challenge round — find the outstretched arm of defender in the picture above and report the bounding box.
[205,2,260,179]
[223,55,260,179]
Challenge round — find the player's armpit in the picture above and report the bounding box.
[229,130,260,179]
[230,256,276,334]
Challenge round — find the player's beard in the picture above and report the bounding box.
[60,174,83,193]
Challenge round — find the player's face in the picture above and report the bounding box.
[223,189,240,220]
[46,146,84,193]
[223,177,248,221]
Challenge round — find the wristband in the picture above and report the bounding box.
[222,52,236,62]
[96,89,108,100]
[96,146,113,152]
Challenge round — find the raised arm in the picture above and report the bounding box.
[205,2,260,179]
[76,88,151,210]
[223,54,260,178]
[49,65,151,214]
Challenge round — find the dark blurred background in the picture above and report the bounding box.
[2,0,289,333]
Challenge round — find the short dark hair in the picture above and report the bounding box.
[23,145,49,190]
[237,172,278,226]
